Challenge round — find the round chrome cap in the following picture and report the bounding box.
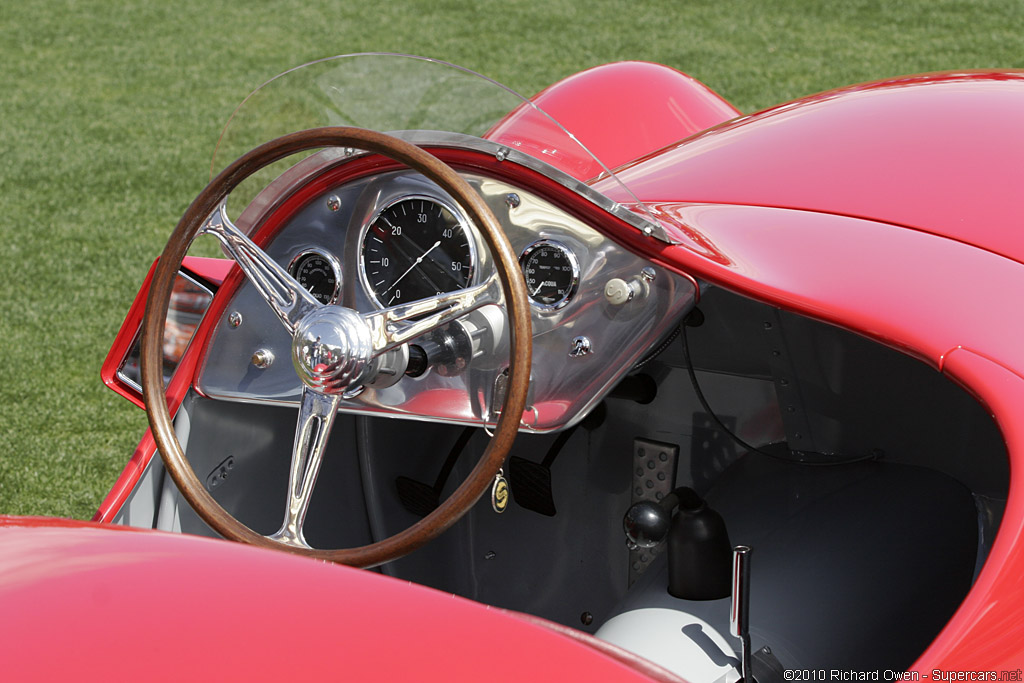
[292,307,374,394]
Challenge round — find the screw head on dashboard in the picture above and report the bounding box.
[251,349,274,369]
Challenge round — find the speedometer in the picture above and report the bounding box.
[360,196,476,308]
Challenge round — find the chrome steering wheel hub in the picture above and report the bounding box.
[292,306,375,395]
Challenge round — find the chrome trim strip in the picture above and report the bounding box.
[396,131,673,243]
[233,131,673,244]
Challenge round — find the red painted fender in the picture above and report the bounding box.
[0,517,676,682]
[605,71,1024,261]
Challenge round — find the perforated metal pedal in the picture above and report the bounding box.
[629,438,679,585]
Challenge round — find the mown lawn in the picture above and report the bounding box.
[1,0,1022,519]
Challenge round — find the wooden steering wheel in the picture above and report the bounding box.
[141,127,531,567]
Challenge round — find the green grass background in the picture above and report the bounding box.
[1,0,1022,519]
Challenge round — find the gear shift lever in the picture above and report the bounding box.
[730,545,753,683]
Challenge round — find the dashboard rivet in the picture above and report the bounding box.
[251,349,274,369]
[495,147,510,162]
[505,193,521,209]
[228,312,243,328]
[326,195,342,212]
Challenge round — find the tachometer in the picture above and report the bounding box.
[288,250,341,305]
[360,196,475,307]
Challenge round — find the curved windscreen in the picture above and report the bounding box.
[210,53,660,234]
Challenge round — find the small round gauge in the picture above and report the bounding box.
[288,250,341,305]
[520,240,580,310]
[360,196,475,308]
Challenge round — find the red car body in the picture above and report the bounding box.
[4,58,1023,678]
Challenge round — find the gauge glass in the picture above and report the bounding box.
[520,240,579,310]
[361,196,475,308]
[289,251,340,305]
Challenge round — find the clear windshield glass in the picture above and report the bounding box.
[210,53,659,232]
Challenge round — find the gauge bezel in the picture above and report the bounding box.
[358,193,478,310]
[519,239,580,311]
[287,248,343,305]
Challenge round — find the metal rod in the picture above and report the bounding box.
[731,545,752,682]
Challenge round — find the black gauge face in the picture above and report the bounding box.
[520,241,579,309]
[361,197,475,307]
[289,251,340,305]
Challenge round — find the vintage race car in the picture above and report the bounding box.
[3,54,1023,679]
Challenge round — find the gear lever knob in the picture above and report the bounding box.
[623,499,672,549]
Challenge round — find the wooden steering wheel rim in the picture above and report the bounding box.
[141,127,532,567]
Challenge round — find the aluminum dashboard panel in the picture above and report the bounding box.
[197,171,696,432]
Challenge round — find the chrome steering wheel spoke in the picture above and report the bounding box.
[201,203,321,334]
[268,387,342,549]
[362,271,502,354]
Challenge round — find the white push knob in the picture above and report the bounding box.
[605,278,636,305]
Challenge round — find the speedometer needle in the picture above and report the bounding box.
[380,240,441,298]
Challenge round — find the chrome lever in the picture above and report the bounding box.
[730,545,753,683]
